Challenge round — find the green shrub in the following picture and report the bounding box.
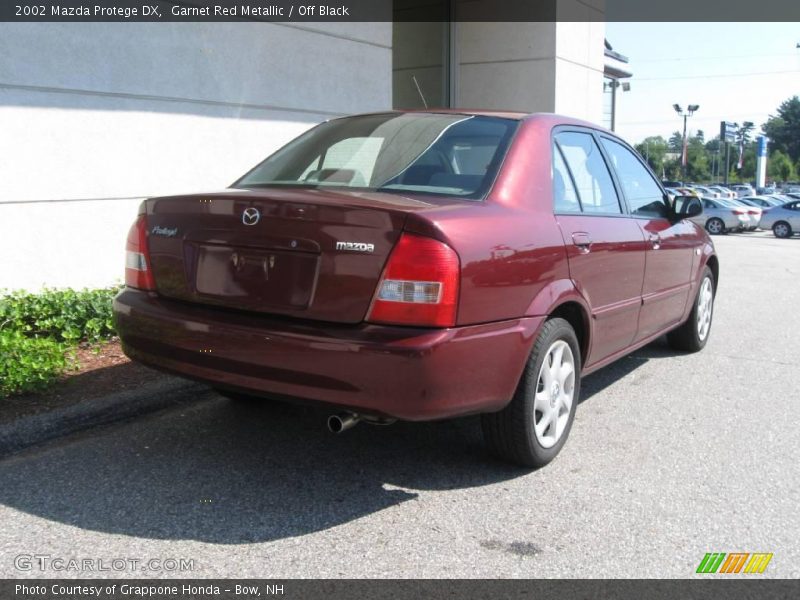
[0,330,71,396]
[0,287,121,344]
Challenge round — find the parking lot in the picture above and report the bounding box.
[0,230,798,579]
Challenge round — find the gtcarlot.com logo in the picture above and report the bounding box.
[14,554,195,573]
[696,552,773,574]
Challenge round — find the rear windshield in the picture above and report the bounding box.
[234,113,518,200]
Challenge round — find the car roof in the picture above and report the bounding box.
[334,110,607,128]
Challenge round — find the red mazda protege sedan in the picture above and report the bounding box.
[114,111,717,467]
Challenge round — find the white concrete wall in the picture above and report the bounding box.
[554,21,605,124]
[456,22,558,112]
[454,20,603,122]
[0,22,392,290]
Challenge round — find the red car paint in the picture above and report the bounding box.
[113,112,717,420]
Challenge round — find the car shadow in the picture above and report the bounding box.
[579,336,678,403]
[0,337,680,546]
[0,390,527,545]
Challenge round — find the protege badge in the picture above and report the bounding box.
[151,225,178,237]
[336,241,375,253]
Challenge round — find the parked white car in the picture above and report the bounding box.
[727,199,762,230]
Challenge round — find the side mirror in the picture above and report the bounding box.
[672,195,703,221]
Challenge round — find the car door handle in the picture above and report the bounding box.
[571,232,592,253]
[648,233,661,250]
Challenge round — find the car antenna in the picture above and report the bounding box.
[412,75,428,109]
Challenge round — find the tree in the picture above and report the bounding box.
[739,143,757,181]
[668,131,684,153]
[685,137,710,181]
[762,96,800,162]
[695,130,705,144]
[634,136,668,175]
[768,150,796,182]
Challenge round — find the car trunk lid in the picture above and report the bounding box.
[143,188,437,324]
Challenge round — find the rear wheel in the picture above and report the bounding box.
[481,318,581,468]
[773,221,792,238]
[667,266,715,352]
[705,218,725,235]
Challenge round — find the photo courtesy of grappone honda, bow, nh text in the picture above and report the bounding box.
[113,110,718,468]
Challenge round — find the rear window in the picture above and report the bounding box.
[235,113,518,200]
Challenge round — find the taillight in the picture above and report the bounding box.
[125,214,156,290]
[367,233,460,327]
[748,210,758,215]
[733,209,745,215]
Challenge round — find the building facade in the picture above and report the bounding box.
[0,18,605,290]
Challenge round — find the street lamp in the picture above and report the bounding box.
[674,103,700,181]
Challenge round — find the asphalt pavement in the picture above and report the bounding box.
[1,230,798,578]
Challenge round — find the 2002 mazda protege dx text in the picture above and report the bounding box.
[113,111,718,467]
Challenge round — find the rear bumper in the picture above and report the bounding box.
[113,289,543,421]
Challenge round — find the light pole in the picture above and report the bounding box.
[673,103,699,181]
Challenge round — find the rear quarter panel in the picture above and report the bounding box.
[405,117,573,326]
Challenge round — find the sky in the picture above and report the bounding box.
[605,22,800,144]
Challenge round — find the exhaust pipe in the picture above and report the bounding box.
[327,412,360,434]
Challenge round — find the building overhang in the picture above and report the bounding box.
[604,63,633,80]
[604,39,632,80]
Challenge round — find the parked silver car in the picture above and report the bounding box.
[707,185,735,199]
[739,195,784,208]
[730,184,755,198]
[691,198,749,234]
[691,185,720,198]
[759,199,800,238]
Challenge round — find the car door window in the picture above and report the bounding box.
[556,132,622,215]
[552,143,581,213]
[600,137,669,219]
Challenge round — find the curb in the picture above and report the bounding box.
[0,378,208,457]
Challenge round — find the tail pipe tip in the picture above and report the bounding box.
[327,412,360,434]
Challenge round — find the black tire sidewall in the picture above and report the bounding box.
[773,222,791,238]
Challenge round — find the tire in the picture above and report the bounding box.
[481,317,581,469]
[773,221,792,239]
[667,266,715,352]
[705,218,725,235]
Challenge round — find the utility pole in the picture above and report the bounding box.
[725,143,731,185]
[673,104,699,181]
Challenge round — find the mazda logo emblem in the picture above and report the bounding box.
[242,207,260,226]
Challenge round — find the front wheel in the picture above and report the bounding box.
[667,266,715,352]
[773,221,792,238]
[481,318,581,468]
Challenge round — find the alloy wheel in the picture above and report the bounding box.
[533,340,576,449]
[706,219,723,234]
[774,223,790,238]
[696,277,714,342]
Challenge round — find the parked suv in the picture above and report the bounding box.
[114,111,718,467]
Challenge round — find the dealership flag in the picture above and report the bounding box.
[737,138,744,169]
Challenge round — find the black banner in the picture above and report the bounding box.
[2,580,799,600]
[1,0,800,22]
